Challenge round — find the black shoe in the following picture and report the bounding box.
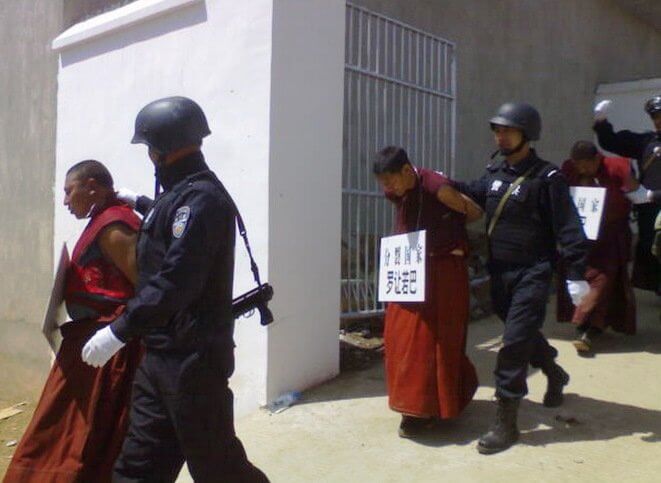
[543,363,570,408]
[398,415,433,438]
[477,398,520,454]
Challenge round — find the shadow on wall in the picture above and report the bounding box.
[59,2,208,67]
[0,319,51,403]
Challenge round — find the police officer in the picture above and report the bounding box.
[81,96,269,482]
[593,96,661,293]
[456,102,590,454]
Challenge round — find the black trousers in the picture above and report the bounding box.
[632,203,660,292]
[113,348,268,483]
[489,260,558,400]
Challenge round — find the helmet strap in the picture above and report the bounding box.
[153,152,167,196]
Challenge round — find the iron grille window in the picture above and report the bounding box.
[341,3,456,319]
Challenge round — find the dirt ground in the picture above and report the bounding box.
[0,350,45,476]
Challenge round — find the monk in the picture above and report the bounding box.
[373,146,482,438]
[4,160,143,483]
[556,141,638,353]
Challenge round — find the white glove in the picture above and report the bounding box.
[566,280,590,306]
[115,187,139,208]
[625,185,653,204]
[594,100,612,121]
[81,325,125,368]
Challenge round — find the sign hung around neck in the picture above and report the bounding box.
[569,186,606,240]
[378,230,426,302]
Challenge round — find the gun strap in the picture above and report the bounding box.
[208,175,262,287]
[487,163,539,237]
[642,151,657,173]
[234,207,262,287]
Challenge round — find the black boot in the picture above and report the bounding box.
[477,398,520,454]
[542,362,570,408]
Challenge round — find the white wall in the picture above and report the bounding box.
[595,78,661,152]
[266,0,345,400]
[53,0,346,414]
[53,0,273,416]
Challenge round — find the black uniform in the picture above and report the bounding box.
[457,150,587,399]
[594,120,661,292]
[110,152,267,482]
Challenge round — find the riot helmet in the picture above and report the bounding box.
[131,96,211,154]
[644,95,661,117]
[489,102,541,141]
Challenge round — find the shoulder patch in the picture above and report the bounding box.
[172,206,191,238]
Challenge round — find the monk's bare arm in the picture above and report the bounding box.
[98,223,138,286]
[437,185,484,223]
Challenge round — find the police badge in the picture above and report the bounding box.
[172,206,190,238]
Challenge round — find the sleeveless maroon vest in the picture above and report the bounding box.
[64,201,140,323]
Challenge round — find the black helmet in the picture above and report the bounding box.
[131,96,211,153]
[644,95,661,116]
[489,102,541,141]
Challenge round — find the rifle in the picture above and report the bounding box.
[232,283,274,326]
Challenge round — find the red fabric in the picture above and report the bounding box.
[556,157,636,334]
[65,202,140,322]
[4,202,143,483]
[390,168,469,257]
[384,255,478,419]
[4,324,142,483]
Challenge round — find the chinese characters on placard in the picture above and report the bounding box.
[378,230,426,302]
[569,186,606,241]
[574,195,601,226]
[382,242,424,295]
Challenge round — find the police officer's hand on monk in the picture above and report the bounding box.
[116,187,139,208]
[81,325,125,367]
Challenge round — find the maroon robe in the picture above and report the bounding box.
[384,168,478,419]
[556,157,636,334]
[4,202,143,483]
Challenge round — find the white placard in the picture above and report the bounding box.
[378,230,426,302]
[570,186,606,240]
[41,243,70,353]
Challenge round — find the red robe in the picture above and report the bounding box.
[384,168,477,419]
[4,201,143,483]
[556,157,636,334]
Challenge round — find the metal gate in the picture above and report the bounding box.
[341,3,456,319]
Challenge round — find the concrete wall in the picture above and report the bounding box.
[52,0,345,414]
[0,1,62,391]
[53,0,272,415]
[64,0,138,28]
[350,0,661,180]
[595,78,661,138]
[266,0,345,401]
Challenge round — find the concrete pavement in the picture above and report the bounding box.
[179,289,660,482]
